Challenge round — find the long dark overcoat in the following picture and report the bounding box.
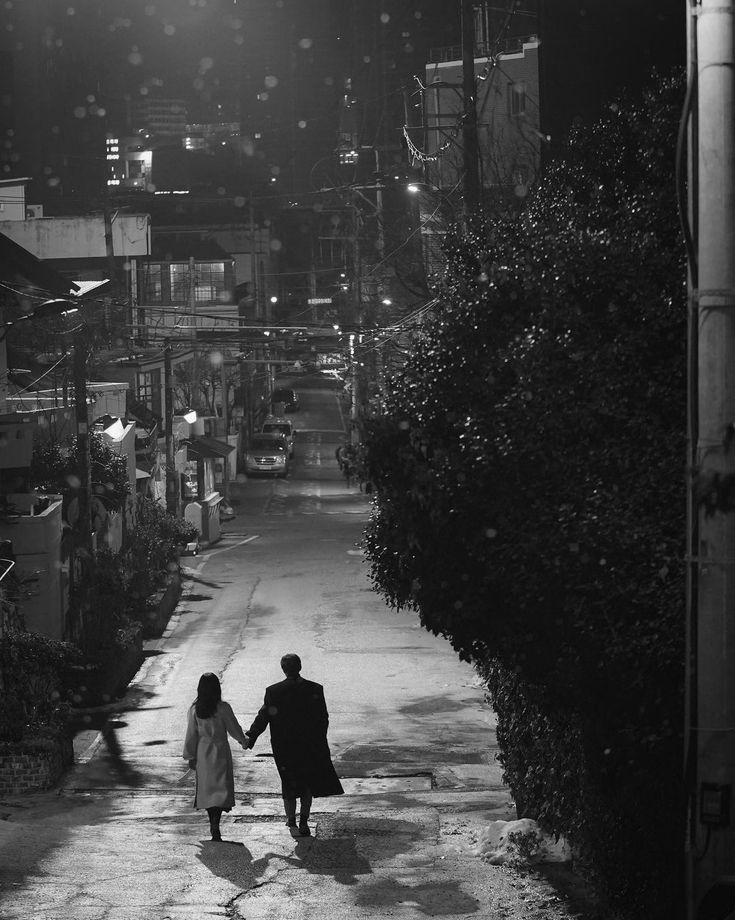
[247,675,344,798]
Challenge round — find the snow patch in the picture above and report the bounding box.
[473,818,571,865]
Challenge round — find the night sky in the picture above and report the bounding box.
[0,1,684,203]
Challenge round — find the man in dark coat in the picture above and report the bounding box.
[245,653,343,836]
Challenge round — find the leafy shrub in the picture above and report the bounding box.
[32,432,130,515]
[122,499,196,601]
[0,629,78,742]
[85,500,194,638]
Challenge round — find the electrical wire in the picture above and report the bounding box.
[9,353,69,394]
[360,177,463,281]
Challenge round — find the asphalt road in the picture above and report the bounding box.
[0,381,598,920]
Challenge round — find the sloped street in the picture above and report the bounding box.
[0,383,597,920]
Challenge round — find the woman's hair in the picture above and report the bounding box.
[195,672,222,719]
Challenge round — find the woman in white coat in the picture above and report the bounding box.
[183,672,249,841]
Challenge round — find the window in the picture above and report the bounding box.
[512,166,529,187]
[170,262,226,303]
[508,81,526,116]
[194,262,226,302]
[136,369,162,418]
[141,264,162,303]
[169,263,190,303]
[128,159,146,178]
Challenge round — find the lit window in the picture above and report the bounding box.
[141,264,163,303]
[508,82,526,116]
[128,159,146,178]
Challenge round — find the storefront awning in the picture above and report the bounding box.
[185,436,235,461]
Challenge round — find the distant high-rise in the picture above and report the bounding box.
[129,99,189,142]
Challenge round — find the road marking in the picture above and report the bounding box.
[193,535,261,569]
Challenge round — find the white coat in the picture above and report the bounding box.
[183,700,249,810]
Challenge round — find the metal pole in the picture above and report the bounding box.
[691,2,735,916]
[461,0,480,214]
[685,1,701,916]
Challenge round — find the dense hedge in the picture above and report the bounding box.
[0,628,77,744]
[363,73,685,919]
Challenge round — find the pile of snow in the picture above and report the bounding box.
[473,818,571,865]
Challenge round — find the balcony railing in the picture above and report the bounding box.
[428,34,538,64]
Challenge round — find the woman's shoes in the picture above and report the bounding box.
[211,830,222,842]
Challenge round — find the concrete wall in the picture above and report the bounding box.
[425,39,541,191]
[0,214,151,259]
[0,181,29,222]
[7,499,65,640]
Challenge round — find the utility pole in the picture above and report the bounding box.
[164,344,178,516]
[189,256,199,411]
[688,2,735,918]
[221,362,230,502]
[72,331,92,554]
[102,197,117,342]
[350,202,364,445]
[461,0,480,214]
[249,193,258,319]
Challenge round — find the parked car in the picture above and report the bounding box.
[243,432,290,477]
[271,387,299,411]
[259,416,296,458]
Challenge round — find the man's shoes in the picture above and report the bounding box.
[298,821,311,837]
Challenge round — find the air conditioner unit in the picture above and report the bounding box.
[25,205,44,219]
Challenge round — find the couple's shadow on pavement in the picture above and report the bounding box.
[196,832,372,888]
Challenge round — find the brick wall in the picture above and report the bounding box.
[0,734,73,796]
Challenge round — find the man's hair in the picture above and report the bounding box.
[281,653,302,676]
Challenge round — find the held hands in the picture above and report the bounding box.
[242,734,253,750]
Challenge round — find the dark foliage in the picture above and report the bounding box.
[122,498,196,601]
[31,432,131,515]
[86,498,196,644]
[0,628,78,744]
[363,73,686,919]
